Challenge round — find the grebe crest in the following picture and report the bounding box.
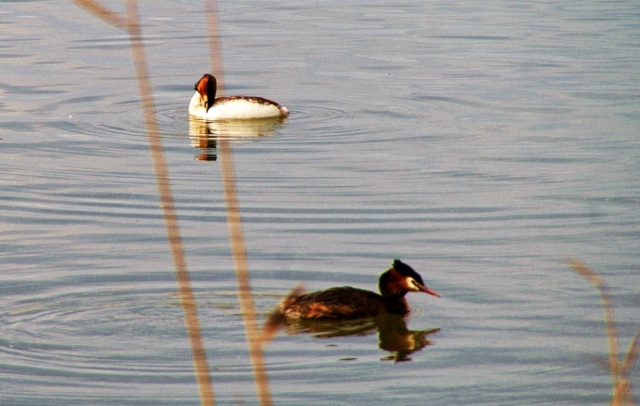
[379,259,437,297]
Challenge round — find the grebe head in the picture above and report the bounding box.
[379,259,440,298]
[194,73,217,112]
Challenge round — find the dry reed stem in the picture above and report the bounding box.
[205,0,272,406]
[570,260,621,392]
[219,142,272,406]
[622,332,640,377]
[73,1,215,404]
[570,260,637,406]
[72,0,126,27]
[204,0,225,95]
[203,1,272,404]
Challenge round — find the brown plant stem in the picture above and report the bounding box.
[73,1,215,404]
[204,1,272,403]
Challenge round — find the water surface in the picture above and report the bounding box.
[1,1,639,404]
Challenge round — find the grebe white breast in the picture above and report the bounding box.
[189,74,289,120]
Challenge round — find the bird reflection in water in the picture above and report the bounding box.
[188,116,287,161]
[282,314,440,362]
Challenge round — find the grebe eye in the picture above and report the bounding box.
[407,277,420,291]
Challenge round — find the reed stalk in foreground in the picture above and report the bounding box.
[203,0,273,403]
[570,260,638,406]
[72,1,215,404]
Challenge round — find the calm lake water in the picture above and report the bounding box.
[2,1,639,405]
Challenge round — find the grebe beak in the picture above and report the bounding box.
[202,94,209,111]
[406,276,440,297]
[418,284,440,298]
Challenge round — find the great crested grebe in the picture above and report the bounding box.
[189,73,289,120]
[278,259,440,320]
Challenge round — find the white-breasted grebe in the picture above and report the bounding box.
[189,74,289,120]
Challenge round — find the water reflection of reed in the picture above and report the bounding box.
[571,260,638,406]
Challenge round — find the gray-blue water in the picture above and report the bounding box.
[1,1,639,404]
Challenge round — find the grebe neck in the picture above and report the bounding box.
[382,294,410,315]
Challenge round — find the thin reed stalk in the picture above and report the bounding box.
[72,1,215,404]
[204,0,273,404]
[72,0,126,28]
[570,260,637,406]
[219,141,272,405]
[204,0,225,95]
[570,260,621,392]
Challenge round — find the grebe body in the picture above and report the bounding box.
[189,74,289,120]
[279,260,439,320]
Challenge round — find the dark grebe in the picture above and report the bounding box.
[278,259,440,320]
